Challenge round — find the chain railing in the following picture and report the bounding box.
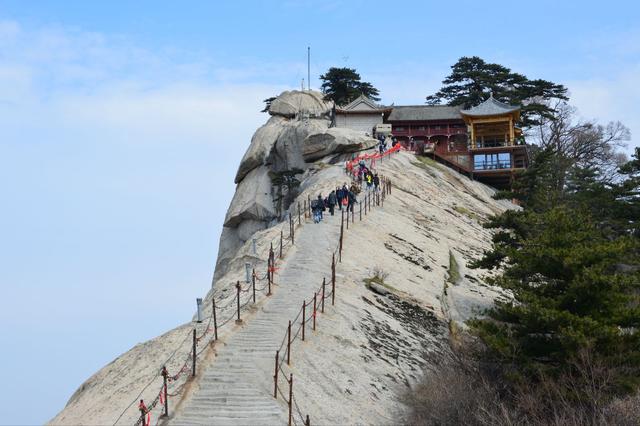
[272,175,393,426]
[114,149,396,426]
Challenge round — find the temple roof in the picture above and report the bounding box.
[460,94,520,117]
[387,105,463,121]
[337,94,386,112]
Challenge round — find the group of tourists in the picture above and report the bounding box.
[355,161,380,192]
[310,183,361,223]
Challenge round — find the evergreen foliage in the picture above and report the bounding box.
[470,148,640,398]
[319,67,380,106]
[426,56,568,127]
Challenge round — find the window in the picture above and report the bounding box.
[474,153,511,170]
[395,126,405,131]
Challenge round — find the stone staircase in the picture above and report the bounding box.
[170,211,342,425]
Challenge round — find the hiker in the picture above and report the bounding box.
[366,172,373,191]
[347,189,357,213]
[327,190,336,216]
[336,186,343,210]
[373,173,380,192]
[311,194,324,223]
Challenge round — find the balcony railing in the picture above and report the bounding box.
[474,160,512,171]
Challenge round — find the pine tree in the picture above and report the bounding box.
[319,67,380,106]
[426,56,568,128]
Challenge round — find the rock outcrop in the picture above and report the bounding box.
[302,127,377,162]
[50,89,519,426]
[268,90,332,118]
[215,90,376,282]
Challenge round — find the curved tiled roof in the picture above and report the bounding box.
[387,105,463,121]
[460,95,520,117]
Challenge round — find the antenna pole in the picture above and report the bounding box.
[307,46,310,91]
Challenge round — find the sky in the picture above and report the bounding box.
[0,0,638,424]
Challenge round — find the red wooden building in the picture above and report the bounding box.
[385,95,529,189]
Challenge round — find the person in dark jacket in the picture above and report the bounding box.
[336,187,343,210]
[327,190,336,216]
[373,173,380,192]
[347,190,357,213]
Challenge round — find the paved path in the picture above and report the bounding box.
[170,210,343,425]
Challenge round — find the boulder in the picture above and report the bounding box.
[269,90,333,118]
[224,166,276,227]
[270,118,330,172]
[235,116,286,183]
[302,127,378,162]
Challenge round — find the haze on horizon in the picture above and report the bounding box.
[0,0,638,423]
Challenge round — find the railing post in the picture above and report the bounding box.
[313,292,317,331]
[364,194,367,215]
[339,216,343,263]
[368,192,371,211]
[267,251,272,296]
[331,254,336,306]
[298,201,301,225]
[346,203,349,229]
[303,199,307,219]
[192,329,196,377]
[351,203,354,223]
[321,278,325,313]
[302,301,306,341]
[212,298,218,341]
[307,195,311,217]
[235,281,242,324]
[252,269,256,303]
[305,414,310,426]
[359,200,362,221]
[161,366,169,417]
[274,350,279,398]
[290,213,295,245]
[280,230,283,258]
[139,400,146,426]
[288,374,293,426]
[287,320,292,365]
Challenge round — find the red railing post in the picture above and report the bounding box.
[287,320,292,365]
[139,400,146,426]
[235,281,242,324]
[267,251,272,296]
[321,278,325,313]
[192,329,196,377]
[212,298,218,341]
[313,292,317,331]
[274,350,279,398]
[288,374,293,426]
[302,301,306,341]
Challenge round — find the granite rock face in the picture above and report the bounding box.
[302,127,378,162]
[235,116,286,184]
[216,90,380,281]
[268,90,332,118]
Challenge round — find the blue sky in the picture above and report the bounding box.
[0,1,638,424]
